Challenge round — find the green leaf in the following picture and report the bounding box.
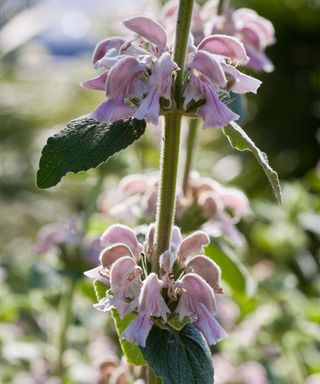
[223,121,282,204]
[111,309,146,366]
[93,279,107,301]
[37,116,146,189]
[141,324,214,384]
[205,240,252,297]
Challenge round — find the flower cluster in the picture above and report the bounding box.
[100,172,250,246]
[161,1,275,72]
[85,224,227,347]
[81,15,261,128]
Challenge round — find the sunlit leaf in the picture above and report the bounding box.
[223,121,282,204]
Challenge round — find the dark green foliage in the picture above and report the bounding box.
[37,116,146,188]
[141,324,214,384]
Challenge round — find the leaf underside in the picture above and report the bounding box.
[37,116,146,189]
[141,324,214,384]
[223,121,282,204]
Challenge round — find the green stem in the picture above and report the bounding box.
[151,1,194,383]
[55,276,76,379]
[153,113,182,272]
[182,118,199,195]
[153,0,195,270]
[217,0,230,15]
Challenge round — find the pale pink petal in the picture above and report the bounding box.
[106,56,145,99]
[143,223,155,261]
[240,26,261,50]
[138,273,170,321]
[159,251,176,274]
[110,256,140,291]
[219,188,251,217]
[123,16,167,52]
[222,63,262,94]
[197,78,239,128]
[92,37,126,65]
[183,73,203,110]
[193,303,228,345]
[80,72,108,91]
[177,274,217,314]
[177,231,210,267]
[100,224,142,258]
[122,273,170,346]
[188,50,227,87]
[186,256,222,293]
[198,34,249,64]
[134,88,161,124]
[245,44,274,73]
[175,274,227,344]
[198,191,224,218]
[91,98,136,123]
[134,52,178,124]
[84,266,109,285]
[170,226,182,252]
[122,313,152,347]
[99,244,134,268]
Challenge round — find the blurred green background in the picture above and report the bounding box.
[0,0,319,383]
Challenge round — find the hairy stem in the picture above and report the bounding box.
[182,118,199,195]
[153,0,195,271]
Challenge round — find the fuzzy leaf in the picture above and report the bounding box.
[37,116,146,189]
[111,309,146,366]
[141,324,214,384]
[223,121,282,204]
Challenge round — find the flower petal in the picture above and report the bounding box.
[91,98,136,123]
[80,72,108,91]
[100,224,142,259]
[99,244,134,268]
[177,231,210,267]
[193,303,228,345]
[106,56,145,99]
[188,50,227,87]
[110,256,141,293]
[122,313,153,347]
[186,255,222,293]
[198,34,249,64]
[176,273,217,314]
[92,37,126,65]
[123,16,167,52]
[222,63,262,94]
[197,78,239,128]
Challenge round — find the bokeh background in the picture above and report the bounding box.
[0,0,319,383]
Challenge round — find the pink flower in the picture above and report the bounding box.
[94,256,142,318]
[122,273,170,347]
[81,16,177,125]
[176,273,227,345]
[210,7,275,72]
[184,35,261,128]
[84,224,143,284]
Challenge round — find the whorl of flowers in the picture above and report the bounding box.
[85,224,227,347]
[81,15,262,129]
[100,172,250,247]
[162,0,275,72]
